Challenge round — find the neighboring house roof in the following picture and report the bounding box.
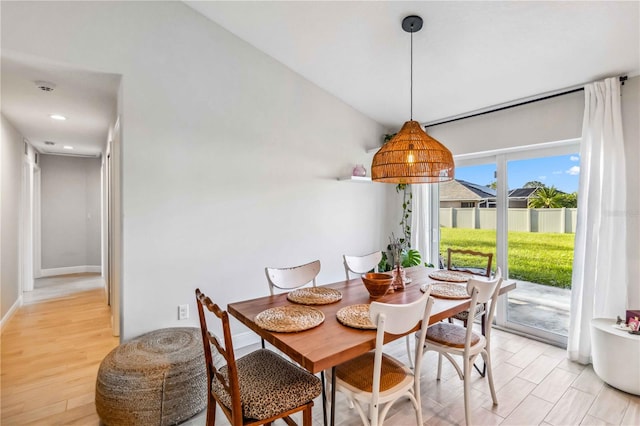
[508,188,539,199]
[440,181,562,205]
[440,179,495,201]
[463,180,496,198]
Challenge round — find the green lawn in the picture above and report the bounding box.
[440,228,575,288]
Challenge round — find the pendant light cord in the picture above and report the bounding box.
[410,26,413,120]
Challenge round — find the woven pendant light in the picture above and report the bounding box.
[372,16,454,184]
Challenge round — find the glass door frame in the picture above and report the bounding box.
[452,139,580,346]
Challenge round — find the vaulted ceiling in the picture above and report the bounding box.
[187,1,639,127]
[2,1,638,156]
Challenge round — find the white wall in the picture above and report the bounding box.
[1,2,389,340]
[40,155,101,271]
[1,115,24,320]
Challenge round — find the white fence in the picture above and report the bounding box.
[440,207,577,233]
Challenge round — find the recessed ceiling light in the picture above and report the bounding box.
[50,114,67,121]
[63,145,74,150]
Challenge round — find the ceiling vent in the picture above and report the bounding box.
[44,141,55,146]
[34,80,56,92]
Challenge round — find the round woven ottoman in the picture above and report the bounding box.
[96,327,207,425]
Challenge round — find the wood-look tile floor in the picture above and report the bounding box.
[2,288,639,425]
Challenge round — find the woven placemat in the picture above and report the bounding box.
[255,306,325,332]
[421,282,469,299]
[336,304,376,330]
[287,287,342,305]
[428,270,471,282]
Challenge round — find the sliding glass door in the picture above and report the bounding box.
[441,140,580,346]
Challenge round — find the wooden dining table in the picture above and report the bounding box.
[228,266,515,426]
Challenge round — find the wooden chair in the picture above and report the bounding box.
[343,251,382,280]
[419,269,503,426]
[195,289,322,426]
[332,290,434,426]
[265,260,321,295]
[447,248,493,278]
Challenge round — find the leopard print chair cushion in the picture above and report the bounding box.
[212,349,322,420]
[453,303,485,321]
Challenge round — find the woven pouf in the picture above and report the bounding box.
[96,327,207,425]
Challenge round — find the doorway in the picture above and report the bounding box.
[4,53,122,337]
[440,140,580,346]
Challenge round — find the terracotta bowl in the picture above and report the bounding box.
[361,273,393,299]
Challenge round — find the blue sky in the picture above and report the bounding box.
[454,154,580,193]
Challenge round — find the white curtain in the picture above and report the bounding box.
[568,77,628,364]
[411,184,440,268]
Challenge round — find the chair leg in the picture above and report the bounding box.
[370,402,379,426]
[205,395,216,426]
[261,338,265,349]
[473,309,487,377]
[411,381,423,426]
[463,357,472,426]
[302,404,313,426]
[405,335,414,369]
[437,353,443,380]
[483,350,498,405]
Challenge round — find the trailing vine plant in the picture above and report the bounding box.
[396,183,412,249]
[384,133,413,248]
[378,133,422,271]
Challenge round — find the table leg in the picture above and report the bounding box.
[321,371,327,426]
[331,366,336,426]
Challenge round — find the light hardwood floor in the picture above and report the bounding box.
[2,288,639,425]
[1,288,118,425]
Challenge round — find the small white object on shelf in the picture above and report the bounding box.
[337,176,372,182]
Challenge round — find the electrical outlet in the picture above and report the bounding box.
[178,304,189,320]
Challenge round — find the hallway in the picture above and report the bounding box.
[1,287,118,424]
[23,273,104,305]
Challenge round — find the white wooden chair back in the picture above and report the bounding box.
[463,268,502,347]
[343,251,382,280]
[368,290,433,425]
[265,260,321,295]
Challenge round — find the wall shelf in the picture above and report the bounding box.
[337,176,372,183]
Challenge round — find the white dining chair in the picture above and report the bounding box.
[331,290,434,426]
[264,259,321,295]
[343,251,382,281]
[418,268,503,426]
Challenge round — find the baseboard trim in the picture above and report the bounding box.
[40,265,101,277]
[234,331,261,349]
[1,295,23,333]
